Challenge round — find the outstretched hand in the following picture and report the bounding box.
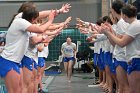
[65,16,72,25]
[56,26,64,35]
[78,27,89,34]
[100,23,110,34]
[76,18,84,25]
[62,17,72,28]
[59,3,71,13]
[48,10,57,22]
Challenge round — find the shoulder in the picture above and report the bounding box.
[13,18,29,24]
[125,20,140,38]
[15,13,22,19]
[62,42,66,46]
[72,43,76,46]
[116,19,128,34]
[117,19,129,27]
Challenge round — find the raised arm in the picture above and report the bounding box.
[27,10,56,33]
[38,3,71,19]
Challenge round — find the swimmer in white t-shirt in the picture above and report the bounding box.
[102,4,140,93]
[61,37,76,83]
[0,8,55,93]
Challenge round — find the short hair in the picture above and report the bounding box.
[102,16,109,22]
[8,1,36,27]
[18,1,35,13]
[103,16,113,25]
[96,18,104,26]
[22,8,39,22]
[112,0,125,14]
[121,4,137,18]
[110,13,119,23]
[67,36,72,39]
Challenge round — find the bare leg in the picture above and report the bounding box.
[106,66,113,93]
[33,68,38,93]
[64,62,68,78]
[128,71,140,93]
[28,79,34,93]
[102,70,106,85]
[37,66,41,89]
[20,68,24,93]
[104,66,109,90]
[28,69,34,93]
[99,69,103,86]
[116,66,130,93]
[67,60,73,82]
[111,73,119,93]
[4,69,21,93]
[22,67,33,93]
[39,65,46,90]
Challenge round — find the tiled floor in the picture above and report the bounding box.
[0,72,102,93]
[47,73,102,93]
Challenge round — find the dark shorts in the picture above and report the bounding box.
[63,57,75,62]
[98,54,105,71]
[114,58,128,72]
[0,56,20,78]
[127,58,140,74]
[110,62,116,74]
[108,53,113,66]
[19,63,22,68]
[107,54,116,74]
[104,52,110,65]
[34,61,38,70]
[38,57,45,68]
[100,50,104,64]
[93,53,98,66]
[21,56,34,71]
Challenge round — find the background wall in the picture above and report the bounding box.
[0,0,101,27]
[0,0,101,61]
[46,28,93,61]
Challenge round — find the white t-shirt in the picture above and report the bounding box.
[1,18,32,63]
[32,48,38,64]
[96,41,101,54]
[101,41,105,52]
[61,42,76,57]
[113,18,129,61]
[0,46,4,55]
[25,33,38,58]
[96,34,107,42]
[38,44,49,58]
[15,13,22,19]
[104,40,111,52]
[125,19,140,61]
[94,42,98,53]
[14,13,38,63]
[95,34,110,53]
[110,24,117,54]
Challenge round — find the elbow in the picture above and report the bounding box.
[37,27,45,33]
[118,43,126,48]
[34,40,42,44]
[31,40,40,45]
[39,28,44,33]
